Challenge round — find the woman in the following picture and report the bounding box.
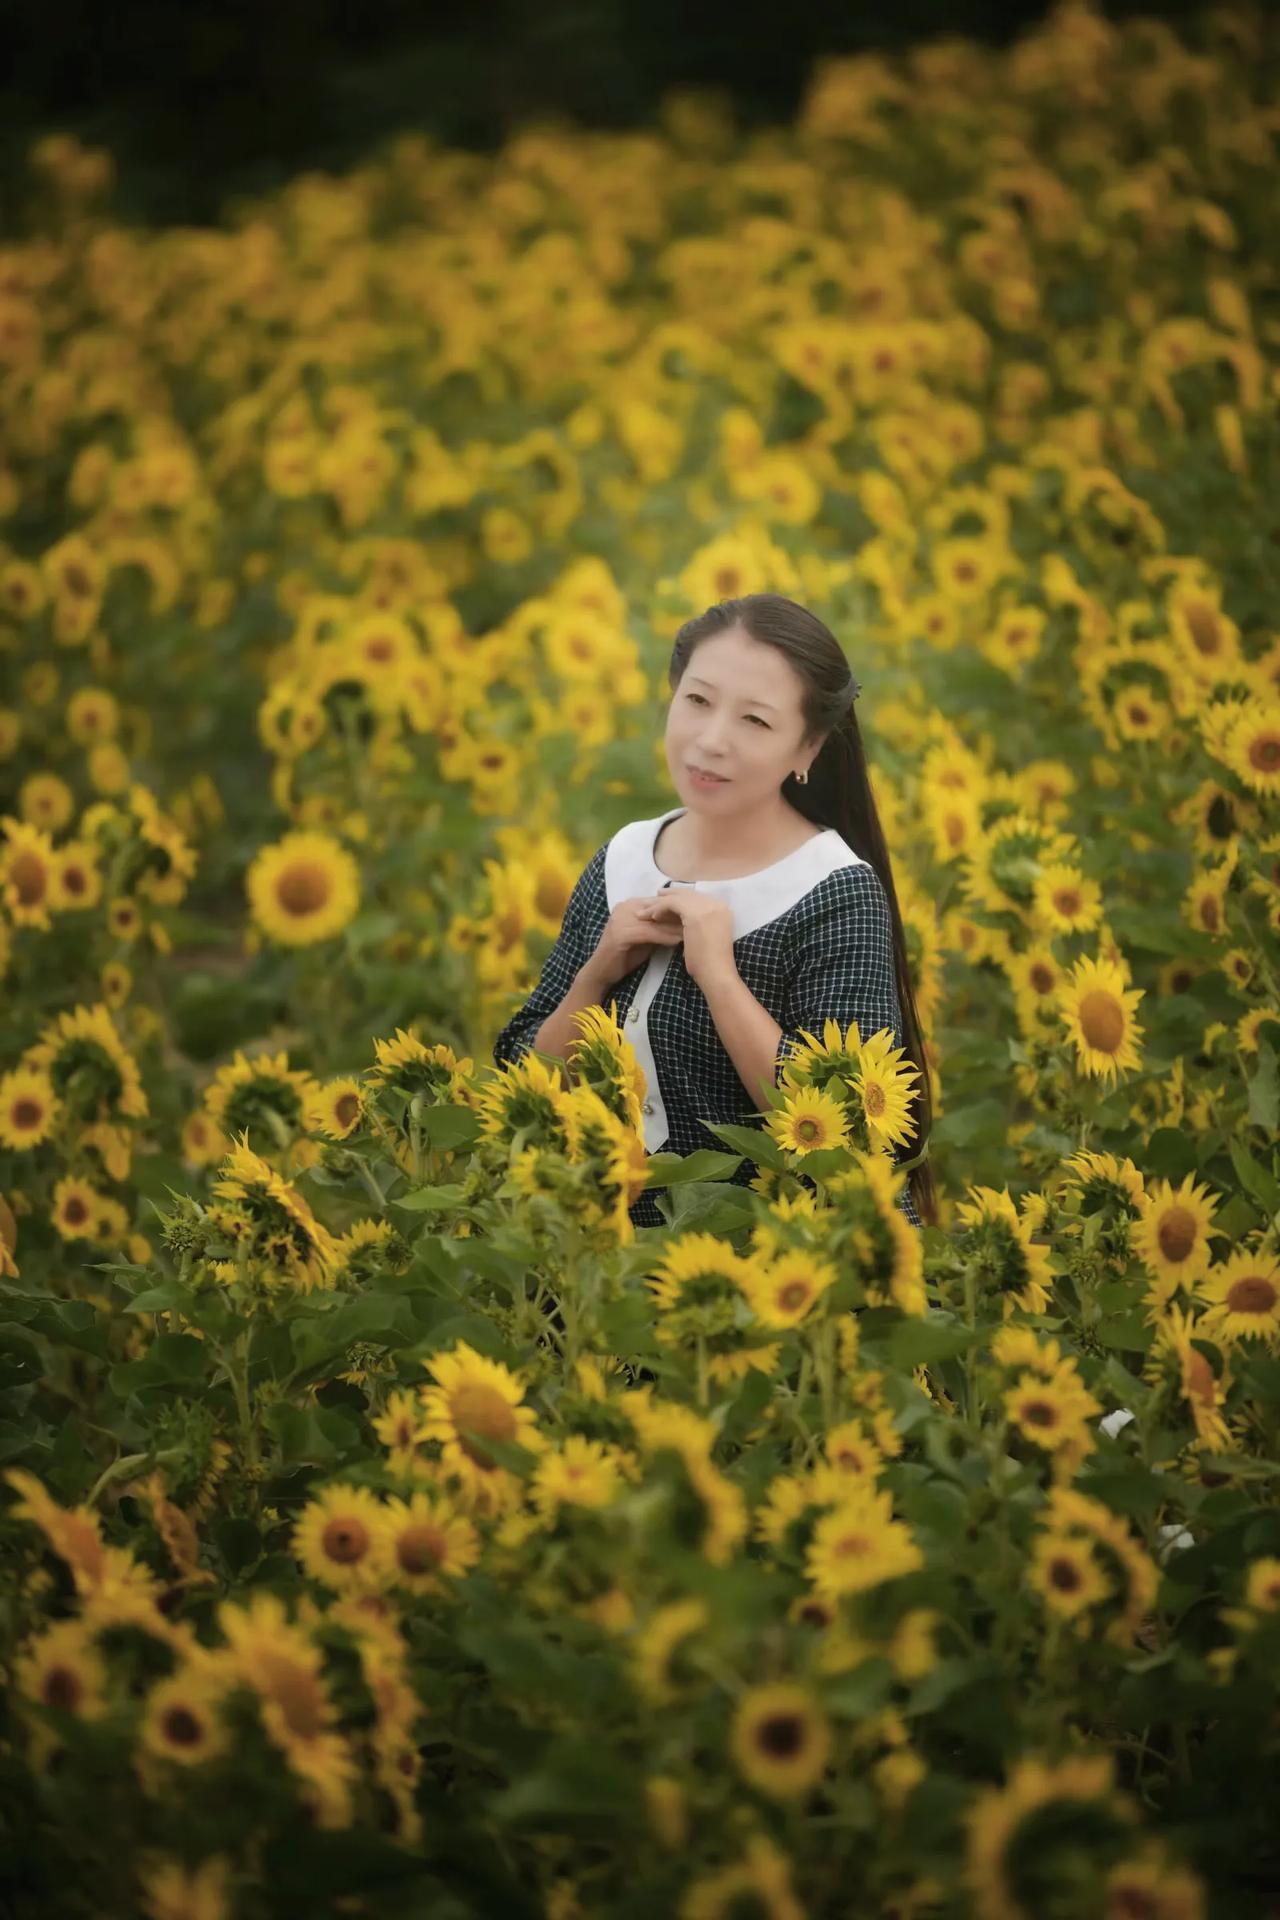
[493,593,937,1231]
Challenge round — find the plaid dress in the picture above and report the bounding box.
[493,805,923,1231]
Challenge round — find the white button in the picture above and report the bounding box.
[627,1007,640,1024]
[642,1100,654,1115]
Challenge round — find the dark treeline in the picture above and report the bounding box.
[2,0,1213,225]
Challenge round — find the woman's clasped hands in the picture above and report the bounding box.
[584,892,737,993]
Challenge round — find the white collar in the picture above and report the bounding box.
[605,806,868,941]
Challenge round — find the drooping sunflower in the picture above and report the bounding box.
[679,1832,806,1920]
[246,829,360,947]
[566,1001,646,1134]
[964,1753,1135,1920]
[630,1597,709,1706]
[419,1340,544,1509]
[1057,954,1145,1083]
[1132,1174,1220,1303]
[204,1048,321,1155]
[210,1136,339,1292]
[0,1065,60,1151]
[953,1186,1054,1317]
[729,1682,832,1800]
[22,1001,148,1124]
[828,1151,927,1314]
[646,1229,764,1346]
[1197,1247,1280,1347]
[1147,1306,1234,1454]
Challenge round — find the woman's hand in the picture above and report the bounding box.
[583,896,685,991]
[634,892,736,988]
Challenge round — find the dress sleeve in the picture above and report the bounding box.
[492,844,609,1070]
[773,863,906,1082]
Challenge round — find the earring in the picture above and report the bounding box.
[795,768,809,785]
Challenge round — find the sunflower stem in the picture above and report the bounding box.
[227,1326,260,1492]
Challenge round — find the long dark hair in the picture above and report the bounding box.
[669,592,938,1229]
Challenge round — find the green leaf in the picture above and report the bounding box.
[643,1149,743,1187]
[1143,1128,1203,1183]
[393,1183,470,1212]
[1248,1037,1279,1134]
[418,1103,484,1151]
[1229,1137,1280,1215]
[702,1121,787,1169]
[888,1319,985,1368]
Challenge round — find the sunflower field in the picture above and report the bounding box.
[2,2,1280,1915]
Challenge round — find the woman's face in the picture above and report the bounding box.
[664,627,820,815]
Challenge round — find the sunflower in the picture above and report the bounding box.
[1004,1365,1102,1461]
[23,1001,148,1124]
[833,1152,927,1314]
[729,1682,832,1800]
[66,685,119,743]
[210,1136,339,1292]
[382,1490,479,1594]
[742,1248,838,1329]
[853,1030,922,1156]
[1132,1175,1220,1303]
[246,830,360,947]
[137,1855,232,1920]
[1043,1486,1160,1648]
[139,1667,230,1768]
[805,1486,923,1599]
[204,1048,320,1153]
[952,1186,1054,1316]
[293,1483,392,1593]
[1197,1247,1280,1347]
[1,816,57,929]
[50,1173,110,1242]
[566,1001,646,1134]
[371,1388,430,1471]
[764,1083,852,1158]
[1148,1306,1234,1454]
[218,1591,355,1829]
[1222,699,1280,798]
[15,1618,108,1723]
[419,1340,544,1508]
[679,1833,805,1920]
[1028,1532,1110,1622]
[531,1435,627,1517]
[305,1076,367,1139]
[965,1753,1135,1920]
[647,1229,763,1328]
[367,1026,465,1102]
[181,1109,230,1168]
[0,1065,60,1150]
[330,1217,407,1288]
[631,1597,710,1705]
[1057,954,1145,1083]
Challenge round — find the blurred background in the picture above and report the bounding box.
[3,0,1208,225]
